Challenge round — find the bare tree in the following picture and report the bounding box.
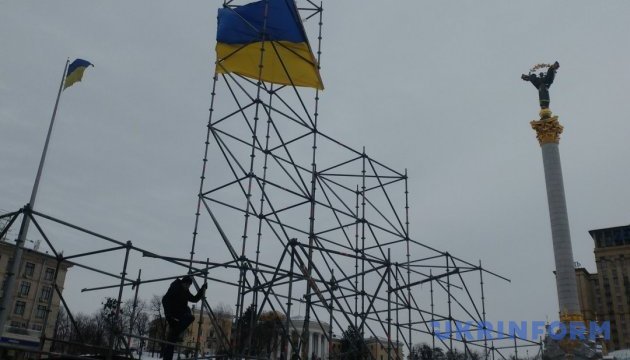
[49,297,153,357]
[149,294,166,325]
[101,297,126,351]
[135,310,150,356]
[65,312,106,354]
[119,298,150,354]
[207,303,233,356]
[51,307,71,353]
[213,302,233,317]
[233,305,286,357]
[409,343,448,360]
[148,294,168,356]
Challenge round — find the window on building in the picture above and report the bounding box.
[604,232,613,247]
[44,268,55,281]
[36,305,47,319]
[31,323,43,331]
[14,301,26,315]
[40,286,52,302]
[19,281,31,297]
[24,262,35,277]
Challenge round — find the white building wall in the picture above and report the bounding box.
[285,318,330,359]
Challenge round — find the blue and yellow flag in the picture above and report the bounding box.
[64,59,93,90]
[216,0,323,90]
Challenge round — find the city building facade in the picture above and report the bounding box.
[329,335,403,360]
[575,267,598,322]
[285,317,331,360]
[181,306,232,357]
[364,337,403,360]
[575,224,630,351]
[0,241,72,355]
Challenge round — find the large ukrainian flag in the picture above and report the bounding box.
[216,0,323,90]
[64,59,93,90]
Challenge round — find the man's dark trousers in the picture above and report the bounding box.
[162,310,195,360]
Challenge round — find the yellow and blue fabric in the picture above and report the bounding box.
[216,0,323,90]
[64,59,93,90]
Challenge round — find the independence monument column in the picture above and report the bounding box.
[522,62,582,322]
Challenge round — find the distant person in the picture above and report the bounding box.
[161,275,207,360]
[521,61,560,109]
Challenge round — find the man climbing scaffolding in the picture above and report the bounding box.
[161,275,207,360]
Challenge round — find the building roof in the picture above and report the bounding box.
[0,240,72,268]
[365,336,403,347]
[588,225,630,248]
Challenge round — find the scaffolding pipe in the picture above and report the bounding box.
[107,241,131,360]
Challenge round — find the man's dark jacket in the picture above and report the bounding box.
[162,278,204,318]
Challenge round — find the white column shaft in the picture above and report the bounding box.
[541,143,580,314]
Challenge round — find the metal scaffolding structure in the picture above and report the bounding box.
[0,1,544,360]
[1,200,541,360]
[188,1,542,359]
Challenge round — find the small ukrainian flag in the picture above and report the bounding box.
[64,59,93,90]
[216,0,323,90]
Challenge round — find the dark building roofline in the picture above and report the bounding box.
[588,224,630,239]
[0,241,72,268]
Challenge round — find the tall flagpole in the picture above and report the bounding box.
[30,58,70,207]
[0,59,69,338]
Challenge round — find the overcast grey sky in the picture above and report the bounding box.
[2,0,630,343]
